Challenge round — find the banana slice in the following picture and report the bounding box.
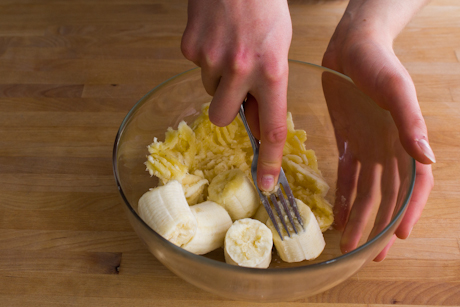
[252,204,269,224]
[267,199,325,262]
[282,154,329,196]
[181,172,209,205]
[224,218,273,268]
[207,169,259,221]
[302,194,334,232]
[182,201,232,255]
[138,180,197,247]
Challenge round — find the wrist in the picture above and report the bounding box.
[329,0,429,51]
[325,14,392,64]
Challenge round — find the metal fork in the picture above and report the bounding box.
[239,103,304,240]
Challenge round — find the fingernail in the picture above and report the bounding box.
[407,226,413,239]
[260,175,275,192]
[417,139,436,163]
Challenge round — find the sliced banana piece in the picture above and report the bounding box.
[302,194,334,232]
[181,172,209,206]
[207,168,259,221]
[282,155,330,196]
[267,199,325,263]
[182,201,233,255]
[252,204,269,224]
[138,180,197,247]
[224,218,273,268]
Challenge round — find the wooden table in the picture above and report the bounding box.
[1,0,459,305]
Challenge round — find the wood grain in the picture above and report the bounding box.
[0,0,459,306]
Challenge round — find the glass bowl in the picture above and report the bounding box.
[112,60,415,302]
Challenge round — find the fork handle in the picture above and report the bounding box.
[239,104,260,153]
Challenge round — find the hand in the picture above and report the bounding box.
[322,0,434,261]
[181,0,292,191]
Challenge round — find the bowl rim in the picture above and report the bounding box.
[112,60,416,274]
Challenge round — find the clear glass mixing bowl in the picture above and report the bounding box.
[113,60,415,302]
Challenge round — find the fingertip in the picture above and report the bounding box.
[373,235,396,262]
[340,233,358,255]
[332,209,347,232]
[258,174,277,192]
[373,245,391,262]
[373,252,387,262]
[339,221,360,255]
[396,225,413,240]
[256,158,282,192]
[416,139,436,163]
[340,242,355,255]
[397,132,437,165]
[395,116,435,164]
[256,160,283,193]
[333,221,346,232]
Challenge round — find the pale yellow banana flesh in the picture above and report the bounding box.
[208,169,259,221]
[267,199,325,263]
[145,104,334,232]
[252,204,270,224]
[182,201,232,255]
[138,180,197,247]
[224,218,273,268]
[142,103,333,265]
[180,172,209,205]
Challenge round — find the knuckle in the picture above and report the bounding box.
[424,169,435,189]
[180,37,197,62]
[262,60,288,83]
[229,49,251,76]
[202,45,221,68]
[384,73,409,90]
[376,65,413,94]
[258,159,282,171]
[262,124,287,145]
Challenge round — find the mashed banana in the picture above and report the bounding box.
[145,103,333,231]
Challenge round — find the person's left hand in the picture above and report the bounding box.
[322,4,434,261]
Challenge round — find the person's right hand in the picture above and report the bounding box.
[181,0,292,192]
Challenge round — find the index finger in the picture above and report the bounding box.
[253,68,289,192]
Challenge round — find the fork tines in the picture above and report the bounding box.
[258,169,304,240]
[238,102,304,241]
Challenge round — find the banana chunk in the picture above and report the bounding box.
[208,169,259,221]
[282,155,330,197]
[224,218,273,268]
[183,201,233,255]
[252,204,269,224]
[267,199,325,263]
[138,180,197,247]
[181,172,209,205]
